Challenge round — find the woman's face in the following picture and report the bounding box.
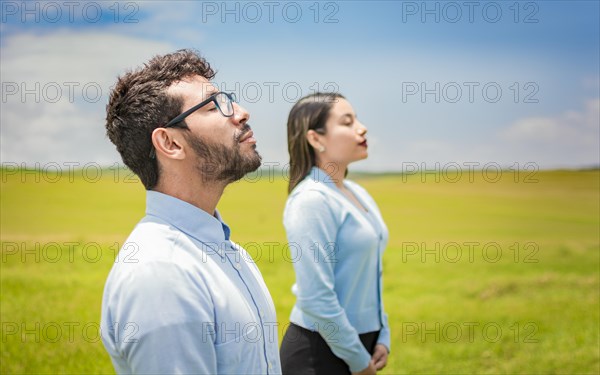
[318,98,369,167]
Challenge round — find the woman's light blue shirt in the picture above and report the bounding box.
[283,167,391,372]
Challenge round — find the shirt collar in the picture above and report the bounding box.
[307,166,339,187]
[145,190,231,248]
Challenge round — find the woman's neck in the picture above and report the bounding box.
[317,162,347,189]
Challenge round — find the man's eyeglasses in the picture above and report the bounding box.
[150,91,237,158]
[164,91,237,128]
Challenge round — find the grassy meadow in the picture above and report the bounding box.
[1,167,598,374]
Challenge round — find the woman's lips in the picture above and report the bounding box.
[358,139,368,148]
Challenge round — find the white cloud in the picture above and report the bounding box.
[1,30,175,165]
[582,75,600,91]
[1,30,174,86]
[360,99,600,171]
[500,98,599,167]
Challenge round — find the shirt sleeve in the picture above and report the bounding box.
[377,311,391,353]
[284,190,372,372]
[107,261,217,374]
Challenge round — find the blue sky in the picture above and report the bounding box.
[1,0,598,171]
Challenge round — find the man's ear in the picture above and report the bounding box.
[306,129,324,151]
[151,128,185,160]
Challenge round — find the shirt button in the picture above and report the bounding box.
[235,263,242,270]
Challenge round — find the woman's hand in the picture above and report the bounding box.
[372,344,389,370]
[352,360,377,375]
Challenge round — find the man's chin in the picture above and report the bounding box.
[245,153,263,175]
[222,153,262,183]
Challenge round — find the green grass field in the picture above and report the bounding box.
[1,167,599,374]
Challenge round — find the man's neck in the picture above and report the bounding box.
[153,173,226,216]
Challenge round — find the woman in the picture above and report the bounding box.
[280,92,390,375]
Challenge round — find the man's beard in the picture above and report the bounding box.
[185,126,262,184]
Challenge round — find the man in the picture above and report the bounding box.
[100,49,281,374]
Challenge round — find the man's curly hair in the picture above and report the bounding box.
[106,49,216,189]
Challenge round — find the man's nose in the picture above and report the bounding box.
[232,102,249,126]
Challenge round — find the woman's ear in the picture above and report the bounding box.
[306,129,324,152]
[151,128,185,160]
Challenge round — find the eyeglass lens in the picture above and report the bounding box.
[216,92,235,116]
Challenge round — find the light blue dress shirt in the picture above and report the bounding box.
[283,167,391,372]
[100,190,281,374]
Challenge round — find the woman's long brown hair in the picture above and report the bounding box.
[286,92,345,194]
